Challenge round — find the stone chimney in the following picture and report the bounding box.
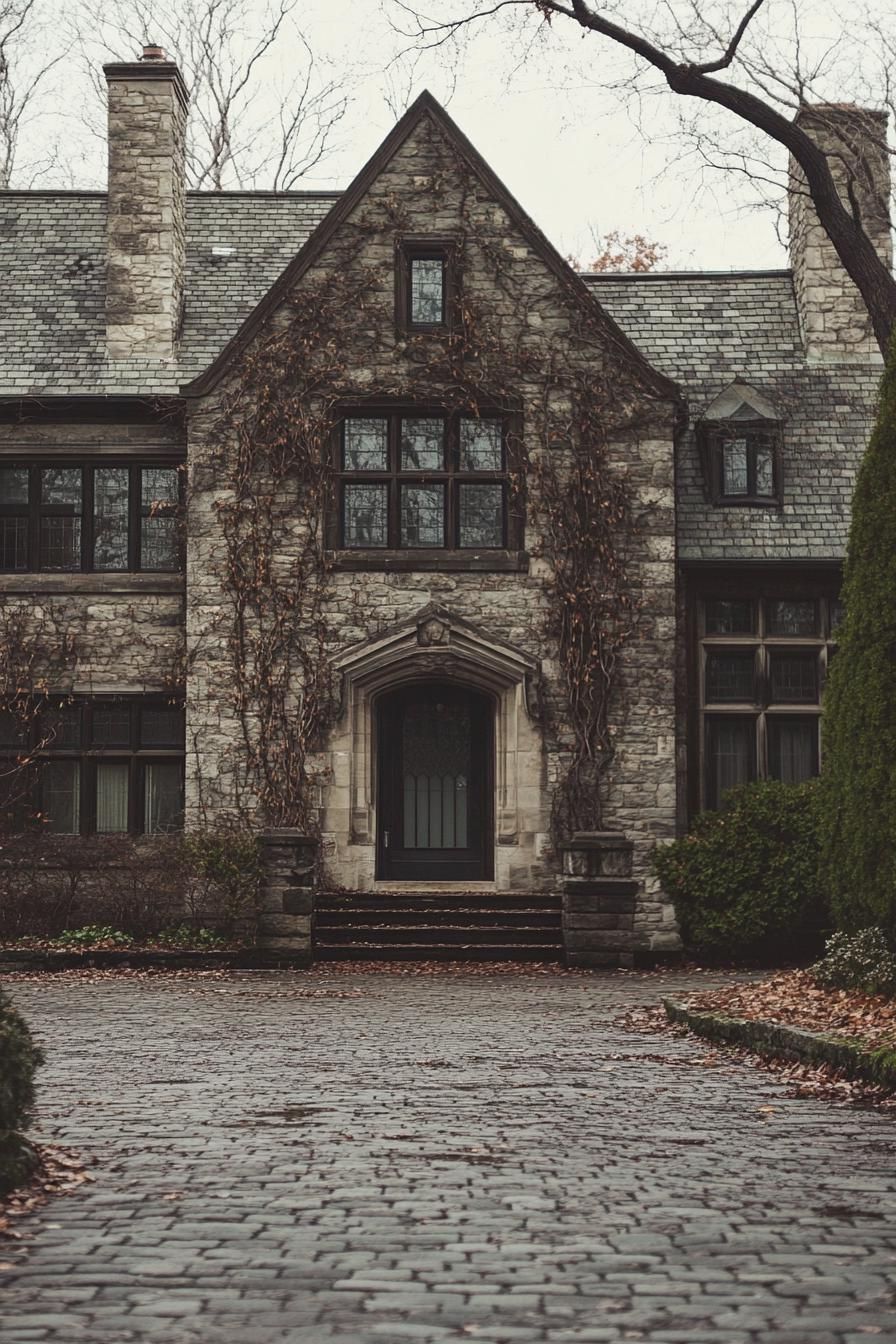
[788,105,892,362]
[103,46,189,361]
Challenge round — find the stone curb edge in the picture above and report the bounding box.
[663,998,896,1091]
[0,949,312,972]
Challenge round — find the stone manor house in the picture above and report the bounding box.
[0,49,890,963]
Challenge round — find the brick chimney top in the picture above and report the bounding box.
[140,45,167,61]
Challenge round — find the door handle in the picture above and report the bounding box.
[383,830,390,849]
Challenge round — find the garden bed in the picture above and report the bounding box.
[664,969,896,1091]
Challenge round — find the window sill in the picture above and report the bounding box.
[715,496,782,508]
[328,549,529,573]
[0,572,185,595]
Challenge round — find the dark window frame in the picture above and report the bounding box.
[0,459,185,574]
[697,419,783,507]
[0,695,185,836]
[691,580,839,814]
[329,406,524,558]
[395,237,459,333]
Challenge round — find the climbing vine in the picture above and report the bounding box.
[202,123,670,846]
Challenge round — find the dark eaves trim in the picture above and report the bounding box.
[181,90,682,407]
[581,268,792,282]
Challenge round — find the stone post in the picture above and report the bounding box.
[560,831,641,968]
[258,829,316,965]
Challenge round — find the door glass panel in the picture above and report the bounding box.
[402,695,470,849]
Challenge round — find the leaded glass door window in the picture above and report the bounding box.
[377,683,493,881]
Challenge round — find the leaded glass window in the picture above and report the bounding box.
[0,696,185,836]
[409,258,445,325]
[0,462,183,573]
[336,411,512,552]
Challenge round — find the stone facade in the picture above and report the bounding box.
[181,108,681,951]
[0,58,890,963]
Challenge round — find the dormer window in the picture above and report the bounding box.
[397,239,457,332]
[696,380,783,507]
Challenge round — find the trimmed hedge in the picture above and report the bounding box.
[0,986,44,1195]
[652,778,824,959]
[821,332,896,939]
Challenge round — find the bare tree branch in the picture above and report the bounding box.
[76,0,349,191]
[0,0,69,186]
[397,0,896,353]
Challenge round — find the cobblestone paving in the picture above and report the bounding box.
[2,967,896,1343]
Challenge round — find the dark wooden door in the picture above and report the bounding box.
[377,683,493,881]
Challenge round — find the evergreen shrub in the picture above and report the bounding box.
[822,334,896,939]
[0,987,44,1195]
[652,778,824,958]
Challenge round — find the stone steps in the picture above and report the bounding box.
[314,891,564,962]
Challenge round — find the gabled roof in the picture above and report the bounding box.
[181,90,680,403]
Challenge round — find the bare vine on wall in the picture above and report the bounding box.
[0,600,78,830]
[205,124,667,844]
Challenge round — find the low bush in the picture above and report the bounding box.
[652,778,825,959]
[53,925,133,949]
[156,925,229,950]
[0,826,262,945]
[0,987,44,1195]
[810,927,896,997]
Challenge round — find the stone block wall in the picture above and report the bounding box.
[789,105,891,362]
[258,830,315,963]
[184,108,680,945]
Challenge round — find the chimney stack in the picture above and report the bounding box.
[104,46,189,361]
[788,105,892,362]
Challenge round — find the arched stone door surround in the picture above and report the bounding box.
[328,605,542,885]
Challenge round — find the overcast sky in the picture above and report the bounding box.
[12,0,891,272]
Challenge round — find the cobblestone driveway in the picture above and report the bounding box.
[2,967,896,1344]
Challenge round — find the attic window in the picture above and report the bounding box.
[397,239,457,332]
[696,381,783,508]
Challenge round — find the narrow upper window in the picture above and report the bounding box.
[0,461,184,574]
[397,240,456,332]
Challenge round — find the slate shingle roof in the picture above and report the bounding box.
[588,272,880,562]
[0,192,881,561]
[0,190,338,397]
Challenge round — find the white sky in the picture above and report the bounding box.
[14,0,891,272]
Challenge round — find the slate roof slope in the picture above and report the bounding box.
[1,190,879,561]
[0,190,338,398]
[589,272,881,562]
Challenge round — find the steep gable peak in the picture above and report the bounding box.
[183,90,678,402]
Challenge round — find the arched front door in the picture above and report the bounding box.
[377,683,494,881]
